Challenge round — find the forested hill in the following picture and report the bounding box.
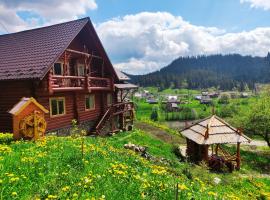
[128,54,270,90]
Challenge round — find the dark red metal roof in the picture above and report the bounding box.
[0,18,89,80]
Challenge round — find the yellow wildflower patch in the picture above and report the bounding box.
[0,145,12,154]
[150,165,167,175]
[208,191,217,196]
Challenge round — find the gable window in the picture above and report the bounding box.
[50,97,65,117]
[53,63,63,75]
[85,94,95,110]
[107,93,113,106]
[77,64,85,76]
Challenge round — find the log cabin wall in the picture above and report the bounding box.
[0,80,33,132]
[35,91,107,134]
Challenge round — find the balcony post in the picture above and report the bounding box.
[48,70,53,95]
[85,75,91,93]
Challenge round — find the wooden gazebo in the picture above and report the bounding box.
[180,115,251,170]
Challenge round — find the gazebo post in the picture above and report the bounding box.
[236,142,241,170]
[203,145,209,161]
[215,144,219,156]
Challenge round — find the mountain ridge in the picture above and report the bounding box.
[128,53,270,90]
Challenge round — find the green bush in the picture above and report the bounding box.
[218,104,238,118]
[179,107,198,120]
[218,93,230,104]
[150,106,159,121]
[0,133,13,144]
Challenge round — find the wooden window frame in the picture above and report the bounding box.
[49,97,66,118]
[53,61,70,75]
[107,93,113,106]
[53,62,63,75]
[85,94,95,111]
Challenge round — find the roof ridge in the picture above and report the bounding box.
[0,17,90,37]
[204,115,216,139]
[179,115,212,132]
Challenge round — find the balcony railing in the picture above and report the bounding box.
[49,75,112,93]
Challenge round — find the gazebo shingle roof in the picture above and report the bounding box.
[181,115,251,145]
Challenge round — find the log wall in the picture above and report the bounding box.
[0,80,33,132]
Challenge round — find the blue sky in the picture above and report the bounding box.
[90,0,270,32]
[0,0,270,74]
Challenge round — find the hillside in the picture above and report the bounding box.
[129,54,270,90]
[0,128,269,199]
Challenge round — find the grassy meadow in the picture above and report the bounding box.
[0,129,269,200]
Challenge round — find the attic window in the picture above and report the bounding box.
[53,63,63,75]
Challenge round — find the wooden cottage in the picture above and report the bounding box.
[181,115,251,170]
[0,17,137,136]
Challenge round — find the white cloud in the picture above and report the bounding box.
[0,0,97,32]
[240,0,270,10]
[96,12,270,75]
[1,7,270,75]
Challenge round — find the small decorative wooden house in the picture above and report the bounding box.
[181,115,251,170]
[8,97,49,140]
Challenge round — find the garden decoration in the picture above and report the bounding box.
[9,97,49,140]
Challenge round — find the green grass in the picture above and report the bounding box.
[0,129,269,200]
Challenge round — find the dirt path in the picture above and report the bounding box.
[134,121,185,145]
[243,140,268,147]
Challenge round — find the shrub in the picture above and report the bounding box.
[179,107,198,120]
[150,106,159,121]
[0,133,13,144]
[218,93,230,104]
[218,104,238,118]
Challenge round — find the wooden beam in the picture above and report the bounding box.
[52,87,84,92]
[236,142,241,170]
[66,49,103,59]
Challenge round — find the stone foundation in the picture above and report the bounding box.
[47,120,97,136]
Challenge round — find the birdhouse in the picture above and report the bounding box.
[9,97,49,140]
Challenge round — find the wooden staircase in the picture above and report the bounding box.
[95,102,134,135]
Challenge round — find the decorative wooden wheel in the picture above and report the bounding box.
[19,111,47,140]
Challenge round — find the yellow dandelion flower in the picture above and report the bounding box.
[47,195,57,199]
[208,191,217,196]
[73,193,78,197]
[178,184,188,191]
[11,192,17,197]
[141,192,146,198]
[62,186,70,192]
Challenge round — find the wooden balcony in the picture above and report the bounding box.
[48,75,112,93]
